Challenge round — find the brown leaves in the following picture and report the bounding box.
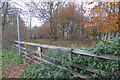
[57,2,81,24]
[3,63,24,78]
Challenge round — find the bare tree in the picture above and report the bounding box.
[23,1,65,44]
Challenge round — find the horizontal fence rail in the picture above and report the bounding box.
[15,41,120,61]
[13,41,119,79]
[15,41,72,51]
[73,49,120,61]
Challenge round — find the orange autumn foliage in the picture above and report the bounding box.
[84,1,119,34]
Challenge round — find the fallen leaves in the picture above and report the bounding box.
[3,62,28,78]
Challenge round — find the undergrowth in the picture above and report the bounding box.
[2,37,119,79]
[80,36,119,56]
[18,62,72,78]
[20,37,119,79]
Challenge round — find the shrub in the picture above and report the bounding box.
[80,37,119,56]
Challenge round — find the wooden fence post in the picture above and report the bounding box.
[68,49,73,60]
[38,47,43,62]
[22,55,26,65]
[67,48,73,77]
[23,44,27,65]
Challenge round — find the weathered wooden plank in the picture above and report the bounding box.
[72,63,111,76]
[34,56,92,79]
[36,52,66,62]
[21,49,109,79]
[14,45,33,55]
[69,70,92,79]
[15,41,72,51]
[21,50,92,79]
[34,51,111,76]
[73,49,120,61]
[45,54,110,76]
[21,51,29,55]
[14,44,26,50]
[26,56,37,63]
[17,47,112,77]
[34,56,69,70]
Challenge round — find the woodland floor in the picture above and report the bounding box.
[2,50,28,78]
[25,38,98,47]
[3,63,23,78]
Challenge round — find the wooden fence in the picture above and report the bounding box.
[13,41,120,79]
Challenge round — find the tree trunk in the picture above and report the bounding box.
[49,2,53,45]
[62,27,65,39]
[2,2,8,33]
